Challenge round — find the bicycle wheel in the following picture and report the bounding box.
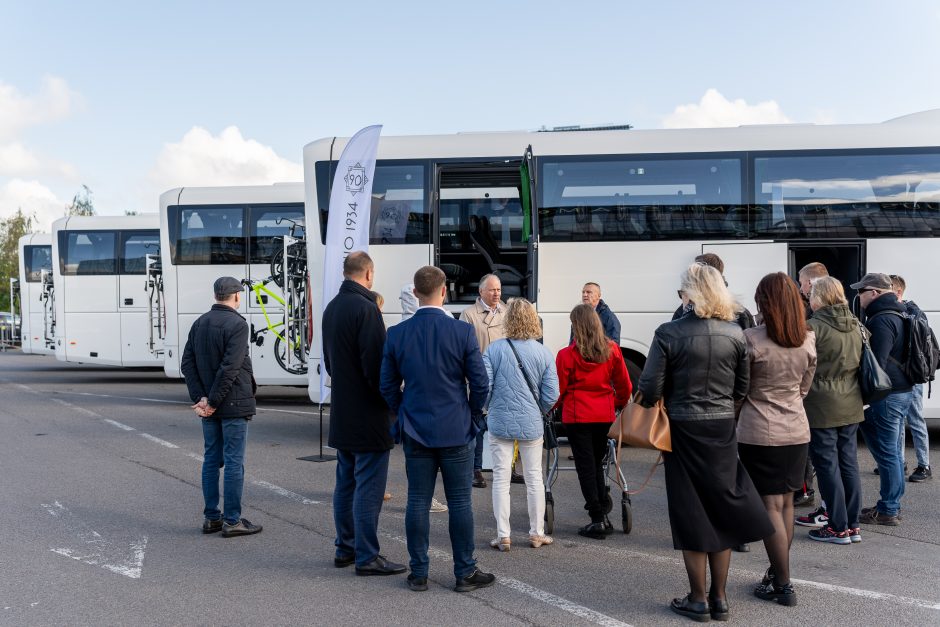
[270,246,285,289]
[274,335,307,375]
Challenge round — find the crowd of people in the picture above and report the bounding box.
[181,250,934,621]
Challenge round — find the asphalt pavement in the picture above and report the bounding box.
[1,351,939,626]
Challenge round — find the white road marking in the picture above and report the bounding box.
[499,578,633,627]
[186,452,205,463]
[139,433,179,449]
[791,577,940,611]
[103,419,135,431]
[51,397,100,418]
[250,480,321,505]
[59,390,319,415]
[41,501,147,579]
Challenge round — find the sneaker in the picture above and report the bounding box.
[201,518,223,534]
[848,527,862,543]
[472,470,487,489]
[808,526,851,545]
[793,488,815,508]
[795,507,829,528]
[859,508,900,526]
[429,498,448,513]
[454,568,496,592]
[909,466,932,483]
[221,518,263,537]
[754,580,797,606]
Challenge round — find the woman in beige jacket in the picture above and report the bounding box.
[737,272,817,608]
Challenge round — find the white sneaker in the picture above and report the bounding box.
[429,498,448,513]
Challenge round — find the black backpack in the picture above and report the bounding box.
[869,310,940,392]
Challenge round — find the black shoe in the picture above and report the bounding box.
[221,518,262,537]
[578,522,607,540]
[709,595,730,621]
[407,574,428,592]
[793,488,815,508]
[669,594,710,622]
[473,470,487,489]
[455,568,496,592]
[510,471,525,484]
[355,555,407,576]
[732,543,749,552]
[602,516,614,535]
[202,518,222,534]
[909,466,932,483]
[334,553,355,568]
[754,580,797,606]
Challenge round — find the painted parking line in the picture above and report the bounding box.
[57,390,319,416]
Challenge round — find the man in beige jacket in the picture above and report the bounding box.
[460,274,507,488]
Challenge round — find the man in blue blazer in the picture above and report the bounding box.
[380,265,494,594]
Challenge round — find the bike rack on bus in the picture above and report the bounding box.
[2,278,19,349]
[40,269,56,350]
[279,230,309,374]
[145,253,165,356]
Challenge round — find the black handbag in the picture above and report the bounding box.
[857,319,892,405]
[505,340,558,450]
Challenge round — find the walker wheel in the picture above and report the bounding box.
[621,499,632,534]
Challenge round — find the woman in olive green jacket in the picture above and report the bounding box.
[802,277,864,545]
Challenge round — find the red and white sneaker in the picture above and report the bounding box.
[848,527,862,543]
[808,526,851,545]
[795,507,828,528]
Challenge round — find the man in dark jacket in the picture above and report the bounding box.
[577,282,621,343]
[181,276,261,538]
[322,252,405,577]
[854,272,912,526]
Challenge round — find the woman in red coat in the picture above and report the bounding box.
[556,303,632,539]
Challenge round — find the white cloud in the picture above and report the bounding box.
[0,75,79,142]
[0,179,67,233]
[149,126,302,191]
[0,141,77,179]
[662,89,791,129]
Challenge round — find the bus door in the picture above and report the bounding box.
[701,242,788,314]
[118,230,162,364]
[788,241,865,317]
[435,160,531,304]
[521,146,537,303]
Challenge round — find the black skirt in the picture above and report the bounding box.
[738,442,809,496]
[664,419,774,552]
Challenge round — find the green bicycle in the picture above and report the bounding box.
[243,272,308,376]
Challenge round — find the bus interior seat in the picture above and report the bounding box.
[467,215,525,297]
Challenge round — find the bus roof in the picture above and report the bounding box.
[51,214,159,232]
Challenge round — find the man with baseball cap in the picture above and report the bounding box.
[181,276,262,537]
[851,272,912,526]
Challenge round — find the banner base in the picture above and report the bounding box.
[297,454,337,463]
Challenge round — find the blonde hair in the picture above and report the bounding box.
[798,261,829,281]
[504,298,542,340]
[809,276,847,309]
[680,263,738,322]
[371,291,385,311]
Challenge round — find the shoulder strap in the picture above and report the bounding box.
[506,340,544,414]
[868,310,906,321]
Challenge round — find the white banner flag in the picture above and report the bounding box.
[319,124,383,403]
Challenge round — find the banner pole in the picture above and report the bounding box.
[298,401,336,463]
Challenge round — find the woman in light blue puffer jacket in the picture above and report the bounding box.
[483,298,559,551]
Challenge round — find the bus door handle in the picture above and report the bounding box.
[259,295,268,304]
[124,298,134,305]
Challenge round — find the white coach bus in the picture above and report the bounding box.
[158,184,308,385]
[16,233,54,354]
[303,110,940,416]
[51,214,163,366]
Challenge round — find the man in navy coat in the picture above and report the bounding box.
[380,265,494,593]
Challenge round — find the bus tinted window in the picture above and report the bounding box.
[249,204,305,263]
[171,206,246,265]
[25,245,52,282]
[753,151,940,238]
[315,161,429,245]
[60,231,117,275]
[121,231,160,274]
[539,157,744,241]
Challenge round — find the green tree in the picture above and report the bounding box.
[0,209,35,313]
[67,184,96,216]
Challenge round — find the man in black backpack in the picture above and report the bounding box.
[853,272,912,526]
[889,275,932,483]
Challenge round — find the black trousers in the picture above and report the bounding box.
[567,422,612,522]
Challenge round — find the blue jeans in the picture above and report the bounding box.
[808,424,862,532]
[899,383,930,469]
[403,433,476,579]
[861,391,912,516]
[473,422,486,471]
[202,417,248,525]
[333,449,391,567]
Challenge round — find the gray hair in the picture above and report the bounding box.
[478,274,501,292]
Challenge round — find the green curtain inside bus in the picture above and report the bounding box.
[520,161,532,243]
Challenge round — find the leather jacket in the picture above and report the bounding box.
[637,310,749,421]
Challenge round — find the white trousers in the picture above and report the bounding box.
[490,435,545,538]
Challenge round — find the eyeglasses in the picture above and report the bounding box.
[677,290,684,299]
[858,288,879,295]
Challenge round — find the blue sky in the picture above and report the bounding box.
[2,1,940,230]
